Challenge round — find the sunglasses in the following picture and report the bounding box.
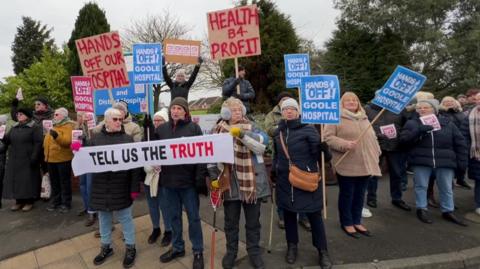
[112,117,123,122]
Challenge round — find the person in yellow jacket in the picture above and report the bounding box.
[44,107,75,213]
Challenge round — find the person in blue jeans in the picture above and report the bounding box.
[155,97,208,269]
[400,99,468,226]
[79,173,96,226]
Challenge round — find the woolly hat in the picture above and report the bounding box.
[113,101,128,113]
[170,97,189,114]
[35,96,49,106]
[154,109,169,122]
[280,98,300,111]
[17,107,33,119]
[417,98,440,114]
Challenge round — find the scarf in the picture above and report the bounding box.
[215,119,256,203]
[53,117,71,126]
[342,108,365,120]
[469,106,480,160]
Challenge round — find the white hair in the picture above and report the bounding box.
[55,107,69,118]
[176,69,186,77]
[104,108,122,121]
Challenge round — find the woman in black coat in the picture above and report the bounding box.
[399,99,468,226]
[274,98,332,269]
[3,108,43,211]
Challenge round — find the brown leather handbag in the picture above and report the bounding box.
[279,131,320,192]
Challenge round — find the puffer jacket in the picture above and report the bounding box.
[439,107,465,129]
[43,120,75,163]
[222,77,255,113]
[400,114,467,170]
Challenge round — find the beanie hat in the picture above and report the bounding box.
[35,96,49,107]
[154,109,169,122]
[17,107,33,119]
[113,101,128,113]
[280,98,300,111]
[170,97,189,114]
[417,99,439,114]
[276,91,294,105]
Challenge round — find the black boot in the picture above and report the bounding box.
[192,252,204,269]
[249,254,265,269]
[456,180,472,190]
[148,228,160,244]
[160,231,172,247]
[123,244,136,268]
[442,212,468,227]
[222,252,237,269]
[285,243,297,264]
[319,249,333,269]
[93,245,114,265]
[416,209,433,224]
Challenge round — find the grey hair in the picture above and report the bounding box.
[176,69,186,77]
[0,114,7,124]
[104,108,122,120]
[55,107,69,118]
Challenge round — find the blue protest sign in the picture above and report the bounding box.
[372,65,427,114]
[284,54,310,88]
[133,43,163,84]
[300,75,340,124]
[95,72,152,115]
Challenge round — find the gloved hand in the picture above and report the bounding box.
[318,142,330,154]
[235,77,242,84]
[211,179,220,189]
[11,98,19,107]
[70,141,82,152]
[50,129,58,139]
[419,125,434,133]
[198,56,203,64]
[230,127,245,138]
[130,192,140,201]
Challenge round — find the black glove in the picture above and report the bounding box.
[144,115,152,129]
[11,98,19,107]
[198,56,203,64]
[318,142,329,154]
[50,129,58,139]
[235,78,242,84]
[270,169,277,184]
[419,125,434,133]
[30,158,38,166]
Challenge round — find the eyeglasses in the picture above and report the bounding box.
[34,102,43,106]
[112,117,123,122]
[153,119,164,122]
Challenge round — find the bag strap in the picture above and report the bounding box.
[279,131,291,161]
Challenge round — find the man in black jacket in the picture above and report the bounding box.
[156,97,208,269]
[222,65,255,113]
[162,57,202,102]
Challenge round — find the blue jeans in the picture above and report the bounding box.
[98,206,135,246]
[164,187,203,253]
[80,173,93,213]
[475,180,480,208]
[337,174,369,226]
[144,184,172,231]
[412,166,454,212]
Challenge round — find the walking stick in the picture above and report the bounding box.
[267,188,275,253]
[210,182,222,269]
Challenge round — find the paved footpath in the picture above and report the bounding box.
[1,176,480,268]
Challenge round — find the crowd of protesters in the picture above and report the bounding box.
[1,62,479,269]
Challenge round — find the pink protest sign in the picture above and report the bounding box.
[380,124,397,139]
[71,76,94,113]
[420,114,441,131]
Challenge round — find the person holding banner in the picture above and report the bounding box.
[143,110,172,246]
[222,65,255,113]
[400,99,468,226]
[44,108,75,213]
[87,108,142,268]
[324,92,381,239]
[162,57,203,101]
[155,97,208,269]
[209,97,270,269]
[2,108,43,211]
[274,98,332,268]
[93,101,142,142]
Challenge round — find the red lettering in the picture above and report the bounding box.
[208,13,219,31]
[76,40,89,55]
[221,42,230,57]
[178,144,187,158]
[111,32,121,48]
[205,141,214,157]
[228,28,236,39]
[187,143,196,157]
[195,142,204,157]
[211,43,220,59]
[170,144,178,158]
[208,6,259,31]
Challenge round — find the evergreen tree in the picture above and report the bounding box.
[221,0,300,113]
[11,16,54,75]
[67,2,110,76]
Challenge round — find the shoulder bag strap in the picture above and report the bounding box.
[279,131,291,161]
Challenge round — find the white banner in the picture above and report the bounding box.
[72,134,234,176]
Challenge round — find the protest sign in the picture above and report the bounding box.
[0,125,5,139]
[372,66,427,114]
[192,114,221,134]
[133,43,162,84]
[85,112,96,130]
[284,54,310,88]
[164,39,201,64]
[72,130,83,144]
[207,4,261,60]
[43,120,53,133]
[71,133,234,176]
[380,124,397,139]
[16,88,23,101]
[75,31,129,90]
[300,75,340,124]
[420,114,441,131]
[71,76,94,113]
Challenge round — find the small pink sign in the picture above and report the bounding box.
[420,114,441,131]
[380,124,397,139]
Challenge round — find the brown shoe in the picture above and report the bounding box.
[85,213,97,227]
[22,204,33,212]
[10,204,23,211]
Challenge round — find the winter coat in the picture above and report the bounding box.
[10,105,54,125]
[324,111,382,177]
[154,118,207,189]
[0,140,6,171]
[364,103,406,152]
[87,126,142,211]
[439,108,466,130]
[162,64,201,101]
[43,120,75,163]
[222,77,255,113]
[92,113,142,142]
[400,115,467,171]
[460,110,480,181]
[3,121,43,199]
[274,119,323,213]
[264,105,282,137]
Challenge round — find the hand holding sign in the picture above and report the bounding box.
[16,88,24,101]
[420,114,441,131]
[380,124,397,139]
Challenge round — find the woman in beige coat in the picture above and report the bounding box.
[324,92,381,239]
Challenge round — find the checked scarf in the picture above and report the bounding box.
[215,119,256,203]
[469,106,480,160]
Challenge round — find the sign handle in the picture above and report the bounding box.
[145,84,150,141]
[335,108,386,167]
[234,58,240,95]
[321,124,327,219]
[108,88,115,108]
